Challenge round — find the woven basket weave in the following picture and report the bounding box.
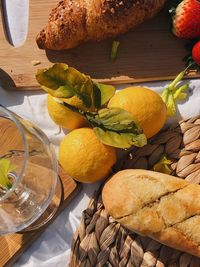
[69,117,200,267]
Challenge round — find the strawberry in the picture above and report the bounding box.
[172,0,200,39]
[192,40,200,65]
[183,39,200,71]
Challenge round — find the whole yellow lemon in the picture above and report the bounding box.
[108,87,166,138]
[59,128,117,183]
[47,94,87,131]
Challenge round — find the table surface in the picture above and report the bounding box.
[1,1,200,266]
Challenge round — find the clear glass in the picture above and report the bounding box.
[0,105,59,235]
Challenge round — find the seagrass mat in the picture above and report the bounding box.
[69,116,200,267]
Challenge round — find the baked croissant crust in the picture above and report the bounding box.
[36,0,166,50]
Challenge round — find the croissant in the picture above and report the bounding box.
[36,0,166,50]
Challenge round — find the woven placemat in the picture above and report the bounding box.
[69,116,200,267]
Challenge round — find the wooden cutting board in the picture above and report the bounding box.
[0,1,199,91]
[0,166,81,267]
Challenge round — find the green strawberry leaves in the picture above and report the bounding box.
[36,63,115,109]
[168,0,180,16]
[0,158,16,191]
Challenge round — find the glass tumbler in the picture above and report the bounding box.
[0,105,61,235]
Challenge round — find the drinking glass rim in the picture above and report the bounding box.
[0,105,28,201]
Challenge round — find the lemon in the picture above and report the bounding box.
[47,94,87,131]
[59,128,117,183]
[108,87,166,138]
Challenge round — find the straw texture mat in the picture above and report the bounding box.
[69,116,200,267]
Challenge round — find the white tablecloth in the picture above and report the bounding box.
[1,1,200,266]
[1,81,200,267]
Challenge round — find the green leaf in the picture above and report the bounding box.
[36,63,95,108]
[93,82,116,106]
[0,159,16,190]
[92,83,102,109]
[86,107,147,148]
[111,40,120,61]
[153,154,172,175]
[36,63,116,110]
[161,69,189,117]
[58,101,147,149]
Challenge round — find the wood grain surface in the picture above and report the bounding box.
[0,0,199,91]
[0,166,81,267]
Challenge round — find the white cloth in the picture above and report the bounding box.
[1,1,200,266]
[0,81,200,267]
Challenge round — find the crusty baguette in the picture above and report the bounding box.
[36,0,166,50]
[102,169,200,257]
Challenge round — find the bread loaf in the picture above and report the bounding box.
[102,169,200,257]
[36,0,167,50]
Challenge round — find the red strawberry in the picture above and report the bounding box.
[192,40,200,65]
[172,0,200,39]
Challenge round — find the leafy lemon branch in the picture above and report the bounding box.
[55,99,147,149]
[36,63,147,149]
